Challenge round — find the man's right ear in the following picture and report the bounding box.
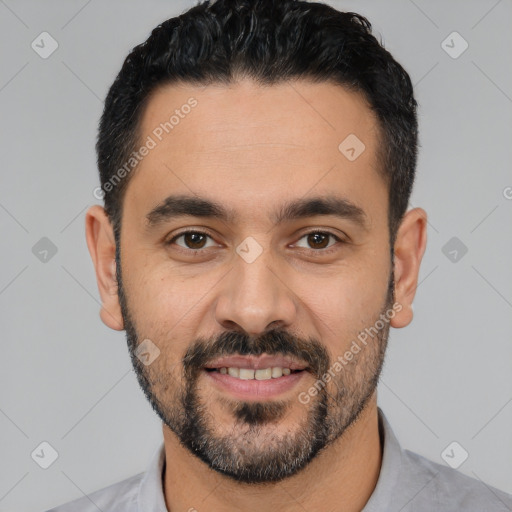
[85,205,124,331]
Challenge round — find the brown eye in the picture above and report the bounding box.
[307,232,330,249]
[168,231,215,250]
[183,232,207,249]
[295,231,341,251]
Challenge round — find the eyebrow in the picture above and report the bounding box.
[145,194,369,231]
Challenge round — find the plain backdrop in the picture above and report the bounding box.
[1,1,511,510]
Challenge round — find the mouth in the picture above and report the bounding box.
[203,354,309,399]
[205,366,303,380]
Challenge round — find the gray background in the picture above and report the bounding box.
[1,1,511,510]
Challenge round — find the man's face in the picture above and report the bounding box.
[116,79,394,482]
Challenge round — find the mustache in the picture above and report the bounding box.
[182,328,330,379]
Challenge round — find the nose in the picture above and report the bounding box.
[214,248,297,337]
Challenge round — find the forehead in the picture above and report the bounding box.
[125,78,385,223]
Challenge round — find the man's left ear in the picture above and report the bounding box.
[390,207,428,329]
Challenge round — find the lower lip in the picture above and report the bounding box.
[204,370,306,400]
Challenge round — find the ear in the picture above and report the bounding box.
[390,207,428,329]
[85,205,124,331]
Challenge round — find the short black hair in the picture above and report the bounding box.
[97,0,418,246]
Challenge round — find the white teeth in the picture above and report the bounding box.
[271,367,283,378]
[217,367,297,380]
[255,368,272,380]
[239,368,255,380]
[228,367,239,378]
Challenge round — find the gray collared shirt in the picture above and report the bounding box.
[46,408,512,511]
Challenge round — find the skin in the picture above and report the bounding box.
[86,78,427,511]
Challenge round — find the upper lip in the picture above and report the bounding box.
[204,354,308,371]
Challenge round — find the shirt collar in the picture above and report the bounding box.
[137,406,402,512]
[137,440,167,512]
[361,407,403,511]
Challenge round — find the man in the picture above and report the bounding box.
[47,0,512,510]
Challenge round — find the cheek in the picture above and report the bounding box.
[295,262,390,356]
[122,261,211,351]
[122,253,181,316]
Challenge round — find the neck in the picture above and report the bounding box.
[162,394,382,512]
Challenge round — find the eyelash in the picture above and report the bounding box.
[166,229,345,256]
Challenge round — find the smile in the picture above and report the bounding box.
[206,366,299,380]
[203,354,309,399]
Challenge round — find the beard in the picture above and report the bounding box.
[116,246,394,484]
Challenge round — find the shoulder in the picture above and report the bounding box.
[44,472,143,512]
[399,448,512,511]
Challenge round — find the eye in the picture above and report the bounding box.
[167,230,217,250]
[294,230,343,252]
[166,229,345,254]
